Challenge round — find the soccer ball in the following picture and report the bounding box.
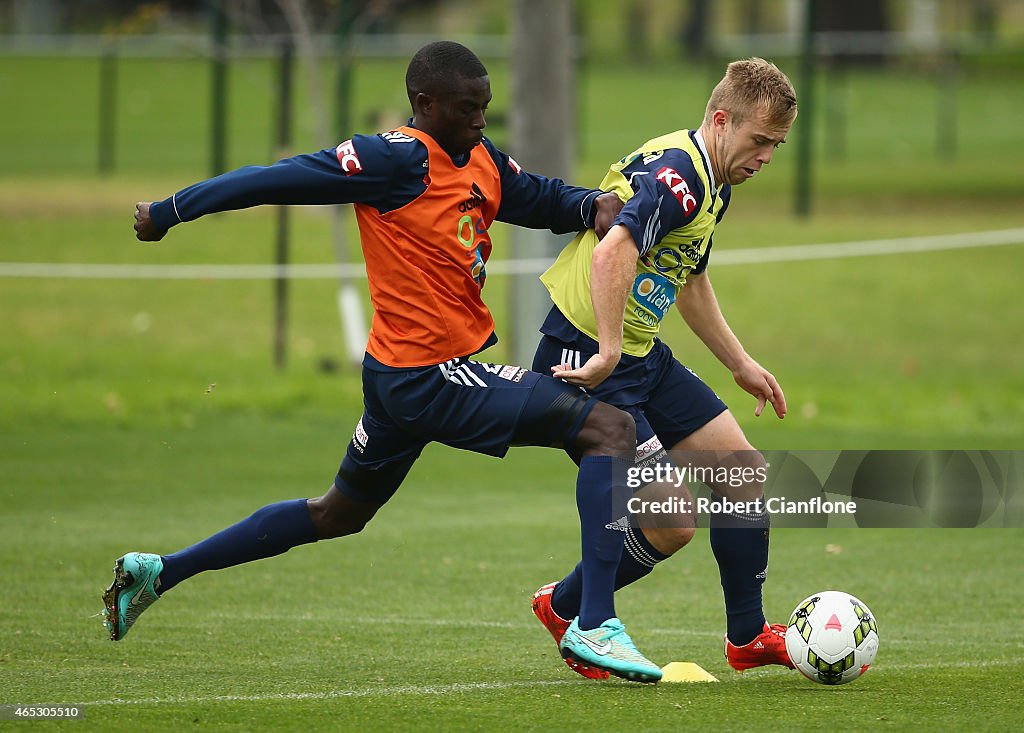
[785,590,879,685]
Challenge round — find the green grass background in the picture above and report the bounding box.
[1,51,1023,730]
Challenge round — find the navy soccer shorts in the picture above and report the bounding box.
[532,330,727,459]
[334,355,596,504]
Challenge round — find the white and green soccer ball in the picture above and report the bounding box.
[785,590,879,685]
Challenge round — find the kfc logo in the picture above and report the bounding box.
[655,166,697,214]
[335,140,363,175]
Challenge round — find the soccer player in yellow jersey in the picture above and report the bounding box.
[532,59,799,677]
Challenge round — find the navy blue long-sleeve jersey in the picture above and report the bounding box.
[149,132,601,235]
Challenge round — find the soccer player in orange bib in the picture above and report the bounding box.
[103,41,661,683]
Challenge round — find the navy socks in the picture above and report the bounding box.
[710,494,770,646]
[158,498,318,593]
[554,480,770,646]
[551,521,668,622]
[575,456,626,629]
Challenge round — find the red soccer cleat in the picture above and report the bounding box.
[531,582,610,680]
[725,623,796,671]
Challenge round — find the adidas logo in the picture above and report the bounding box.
[753,641,764,650]
[605,516,630,532]
[458,182,487,213]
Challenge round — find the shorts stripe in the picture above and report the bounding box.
[461,365,487,387]
[559,348,581,370]
[438,359,488,388]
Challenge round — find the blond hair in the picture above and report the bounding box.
[704,58,797,128]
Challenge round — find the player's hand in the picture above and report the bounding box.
[592,192,624,240]
[134,202,166,242]
[732,358,787,419]
[552,351,619,390]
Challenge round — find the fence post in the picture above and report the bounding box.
[209,0,229,176]
[334,2,354,140]
[794,0,816,218]
[824,59,846,162]
[936,48,958,159]
[509,0,575,368]
[332,1,368,368]
[98,41,118,175]
[274,39,294,371]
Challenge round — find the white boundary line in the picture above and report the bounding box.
[76,681,578,707]
[211,613,991,646]
[2,228,1023,280]
[65,658,1023,706]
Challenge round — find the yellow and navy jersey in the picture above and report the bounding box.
[541,130,731,357]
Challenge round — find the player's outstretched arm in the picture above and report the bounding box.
[675,271,786,418]
[134,139,395,242]
[485,139,614,235]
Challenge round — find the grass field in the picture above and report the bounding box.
[2,48,1024,730]
[3,426,1024,730]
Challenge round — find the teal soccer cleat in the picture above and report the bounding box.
[102,552,163,641]
[559,617,662,683]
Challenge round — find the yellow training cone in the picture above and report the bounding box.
[660,662,718,683]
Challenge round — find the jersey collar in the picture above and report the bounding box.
[406,118,472,167]
[691,129,718,197]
